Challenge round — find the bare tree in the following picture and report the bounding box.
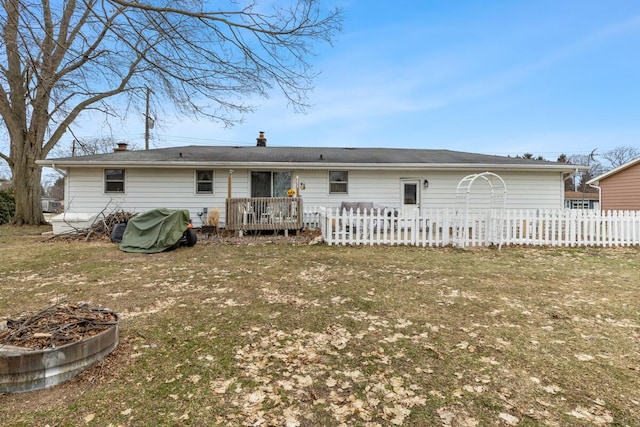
[56,136,140,157]
[568,150,603,193]
[599,146,640,171]
[45,176,64,200]
[44,136,138,199]
[0,0,342,224]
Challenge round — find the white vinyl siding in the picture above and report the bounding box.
[63,167,566,228]
[292,169,564,210]
[67,168,224,226]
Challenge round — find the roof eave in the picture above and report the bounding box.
[37,159,582,172]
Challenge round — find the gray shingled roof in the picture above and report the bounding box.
[40,145,566,167]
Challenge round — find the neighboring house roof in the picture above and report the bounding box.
[38,145,581,172]
[587,156,640,185]
[564,191,599,200]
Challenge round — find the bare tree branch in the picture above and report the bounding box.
[600,146,640,170]
[0,0,342,224]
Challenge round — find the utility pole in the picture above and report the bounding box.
[144,87,151,150]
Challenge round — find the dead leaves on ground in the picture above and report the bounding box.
[210,323,429,426]
[5,246,640,426]
[94,276,637,425]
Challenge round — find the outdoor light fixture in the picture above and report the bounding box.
[423,179,429,189]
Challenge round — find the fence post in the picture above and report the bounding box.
[325,208,332,245]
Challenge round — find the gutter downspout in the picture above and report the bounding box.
[588,182,602,212]
[563,168,580,208]
[50,163,67,177]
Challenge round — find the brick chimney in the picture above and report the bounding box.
[256,131,267,147]
[113,142,128,152]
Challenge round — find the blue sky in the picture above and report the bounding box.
[75,0,640,161]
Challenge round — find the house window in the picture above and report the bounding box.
[569,200,591,209]
[104,169,125,193]
[403,182,418,205]
[251,171,291,197]
[196,170,213,194]
[329,171,348,194]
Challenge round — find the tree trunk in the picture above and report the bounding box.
[11,135,46,226]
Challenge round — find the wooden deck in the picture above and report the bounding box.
[226,197,303,231]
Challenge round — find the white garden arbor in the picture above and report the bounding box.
[454,172,507,248]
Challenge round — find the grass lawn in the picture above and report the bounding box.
[0,225,639,426]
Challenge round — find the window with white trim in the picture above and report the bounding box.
[196,170,214,194]
[329,171,348,194]
[569,200,591,209]
[104,169,125,193]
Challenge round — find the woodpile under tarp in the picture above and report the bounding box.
[0,303,118,350]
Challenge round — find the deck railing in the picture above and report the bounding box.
[226,197,303,231]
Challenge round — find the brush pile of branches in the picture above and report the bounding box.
[0,303,118,350]
[50,209,137,241]
[90,210,137,237]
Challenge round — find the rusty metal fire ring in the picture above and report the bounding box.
[0,310,119,393]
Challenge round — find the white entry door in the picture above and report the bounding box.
[401,179,420,216]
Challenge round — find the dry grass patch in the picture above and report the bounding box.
[0,225,639,426]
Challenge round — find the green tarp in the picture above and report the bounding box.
[119,208,190,253]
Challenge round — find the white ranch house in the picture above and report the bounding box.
[38,139,579,233]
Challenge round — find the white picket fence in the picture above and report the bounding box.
[317,208,640,248]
